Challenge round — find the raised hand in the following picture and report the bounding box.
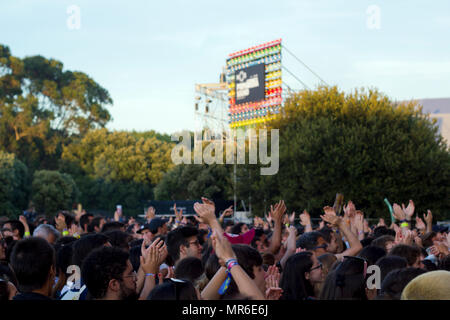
[265,213,273,226]
[19,215,29,228]
[265,264,280,279]
[54,213,67,232]
[321,207,341,227]
[146,206,156,221]
[288,211,295,225]
[402,200,415,220]
[344,201,356,218]
[173,204,183,223]
[140,240,162,274]
[201,197,215,209]
[68,223,79,236]
[158,242,169,266]
[401,229,413,245]
[193,202,216,226]
[392,203,406,221]
[114,210,120,222]
[210,230,236,263]
[423,210,433,225]
[353,210,364,232]
[265,274,283,300]
[270,200,287,223]
[299,210,311,227]
[415,216,426,230]
[19,215,30,235]
[223,206,234,217]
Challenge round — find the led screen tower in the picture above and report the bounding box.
[226,39,282,128]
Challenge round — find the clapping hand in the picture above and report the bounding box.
[321,206,340,227]
[415,216,426,230]
[269,200,287,223]
[193,201,216,226]
[402,200,415,220]
[392,203,406,221]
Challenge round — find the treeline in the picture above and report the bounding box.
[0,44,175,217]
[1,44,449,220]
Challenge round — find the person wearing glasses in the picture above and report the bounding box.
[81,246,139,300]
[280,251,324,300]
[166,226,202,265]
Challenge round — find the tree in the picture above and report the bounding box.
[154,164,232,201]
[31,170,79,217]
[0,44,112,170]
[60,129,175,216]
[0,151,29,218]
[243,86,450,220]
[61,129,174,185]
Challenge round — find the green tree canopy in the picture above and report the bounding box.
[155,163,232,201]
[241,86,450,220]
[60,129,175,216]
[0,151,29,218]
[61,129,174,185]
[31,170,79,217]
[0,44,112,170]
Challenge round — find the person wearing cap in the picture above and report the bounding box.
[137,217,169,244]
[149,217,169,237]
[137,223,154,244]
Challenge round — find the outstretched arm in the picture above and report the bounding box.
[321,206,362,260]
[267,200,286,255]
[211,230,265,300]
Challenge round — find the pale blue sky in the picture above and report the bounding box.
[1,0,449,134]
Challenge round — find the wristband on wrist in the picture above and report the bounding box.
[225,258,238,271]
[24,231,31,237]
[62,229,69,236]
[358,230,364,235]
[285,223,290,228]
[206,228,212,239]
[219,259,238,295]
[145,273,155,277]
[400,222,409,228]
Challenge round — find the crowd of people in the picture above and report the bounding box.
[1,198,449,301]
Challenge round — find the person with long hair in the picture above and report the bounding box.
[280,251,323,300]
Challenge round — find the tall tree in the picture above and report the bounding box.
[0,44,112,170]
[0,151,29,218]
[242,86,450,220]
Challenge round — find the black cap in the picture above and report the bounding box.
[148,217,169,233]
[137,223,151,234]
